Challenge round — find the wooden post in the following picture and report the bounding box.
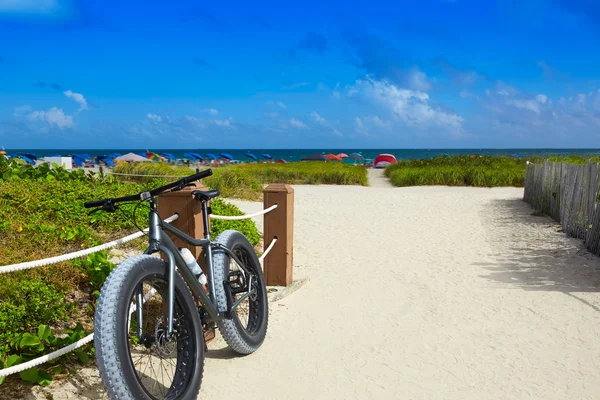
[263,184,294,286]
[157,182,210,272]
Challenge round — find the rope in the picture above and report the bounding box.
[0,286,160,377]
[0,214,179,274]
[0,334,94,377]
[211,204,277,220]
[259,238,277,263]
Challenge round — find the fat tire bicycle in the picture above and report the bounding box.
[84,169,268,399]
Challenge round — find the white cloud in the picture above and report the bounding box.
[63,90,88,112]
[215,118,233,128]
[407,68,432,91]
[289,118,308,129]
[203,108,219,116]
[28,107,73,129]
[310,111,342,136]
[147,113,162,122]
[0,0,58,13]
[13,105,33,117]
[283,82,309,89]
[266,101,287,110]
[507,99,541,114]
[536,94,548,104]
[355,117,368,136]
[577,93,586,105]
[372,116,391,129]
[348,76,464,131]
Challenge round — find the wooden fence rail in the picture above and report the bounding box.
[524,161,600,255]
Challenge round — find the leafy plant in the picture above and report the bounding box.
[0,323,91,387]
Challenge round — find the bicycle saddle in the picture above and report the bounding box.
[192,189,220,201]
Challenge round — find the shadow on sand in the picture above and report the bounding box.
[477,198,600,299]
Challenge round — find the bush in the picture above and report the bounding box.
[384,156,527,187]
[0,278,70,346]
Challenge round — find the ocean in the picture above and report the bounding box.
[5,148,600,163]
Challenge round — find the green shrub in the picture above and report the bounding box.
[0,278,70,346]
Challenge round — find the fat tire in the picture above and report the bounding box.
[94,255,204,400]
[213,230,269,354]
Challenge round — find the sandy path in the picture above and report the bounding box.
[15,185,600,399]
[367,168,394,187]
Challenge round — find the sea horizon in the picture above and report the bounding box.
[4,147,600,163]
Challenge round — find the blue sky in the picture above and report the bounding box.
[1,0,600,149]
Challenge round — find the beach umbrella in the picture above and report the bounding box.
[301,153,327,162]
[349,152,363,160]
[220,153,234,160]
[260,153,272,159]
[23,153,38,161]
[80,154,91,160]
[72,157,85,167]
[191,153,204,161]
[206,153,218,160]
[276,158,287,164]
[326,153,343,161]
[115,152,150,162]
[161,152,176,160]
[245,152,258,161]
[18,155,34,164]
[336,153,349,158]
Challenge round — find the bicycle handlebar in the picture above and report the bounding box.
[83,168,213,209]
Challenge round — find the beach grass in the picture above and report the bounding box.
[384,156,527,187]
[113,161,368,200]
[384,155,600,188]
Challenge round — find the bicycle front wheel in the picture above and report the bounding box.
[94,255,204,400]
[213,230,269,355]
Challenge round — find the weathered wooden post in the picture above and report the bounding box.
[157,182,210,272]
[263,184,294,286]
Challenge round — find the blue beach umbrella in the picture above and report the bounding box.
[161,152,176,160]
[206,153,218,160]
[18,155,34,164]
[220,153,234,160]
[23,153,38,161]
[261,153,272,159]
[349,152,363,160]
[191,152,204,161]
[245,152,258,160]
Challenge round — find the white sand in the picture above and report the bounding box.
[13,184,600,399]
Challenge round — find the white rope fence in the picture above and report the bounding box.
[0,214,179,274]
[210,204,277,220]
[0,203,280,378]
[259,238,277,263]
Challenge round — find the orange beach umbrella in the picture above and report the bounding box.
[326,153,343,161]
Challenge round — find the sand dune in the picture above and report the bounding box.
[16,185,600,400]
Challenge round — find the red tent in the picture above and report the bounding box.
[374,153,397,168]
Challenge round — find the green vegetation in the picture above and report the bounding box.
[384,155,600,188]
[113,160,368,200]
[0,156,259,386]
[384,156,527,187]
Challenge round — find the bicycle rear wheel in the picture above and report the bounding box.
[94,255,204,400]
[213,230,269,354]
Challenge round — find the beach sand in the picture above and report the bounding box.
[13,184,600,400]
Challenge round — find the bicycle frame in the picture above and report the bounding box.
[140,196,251,337]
